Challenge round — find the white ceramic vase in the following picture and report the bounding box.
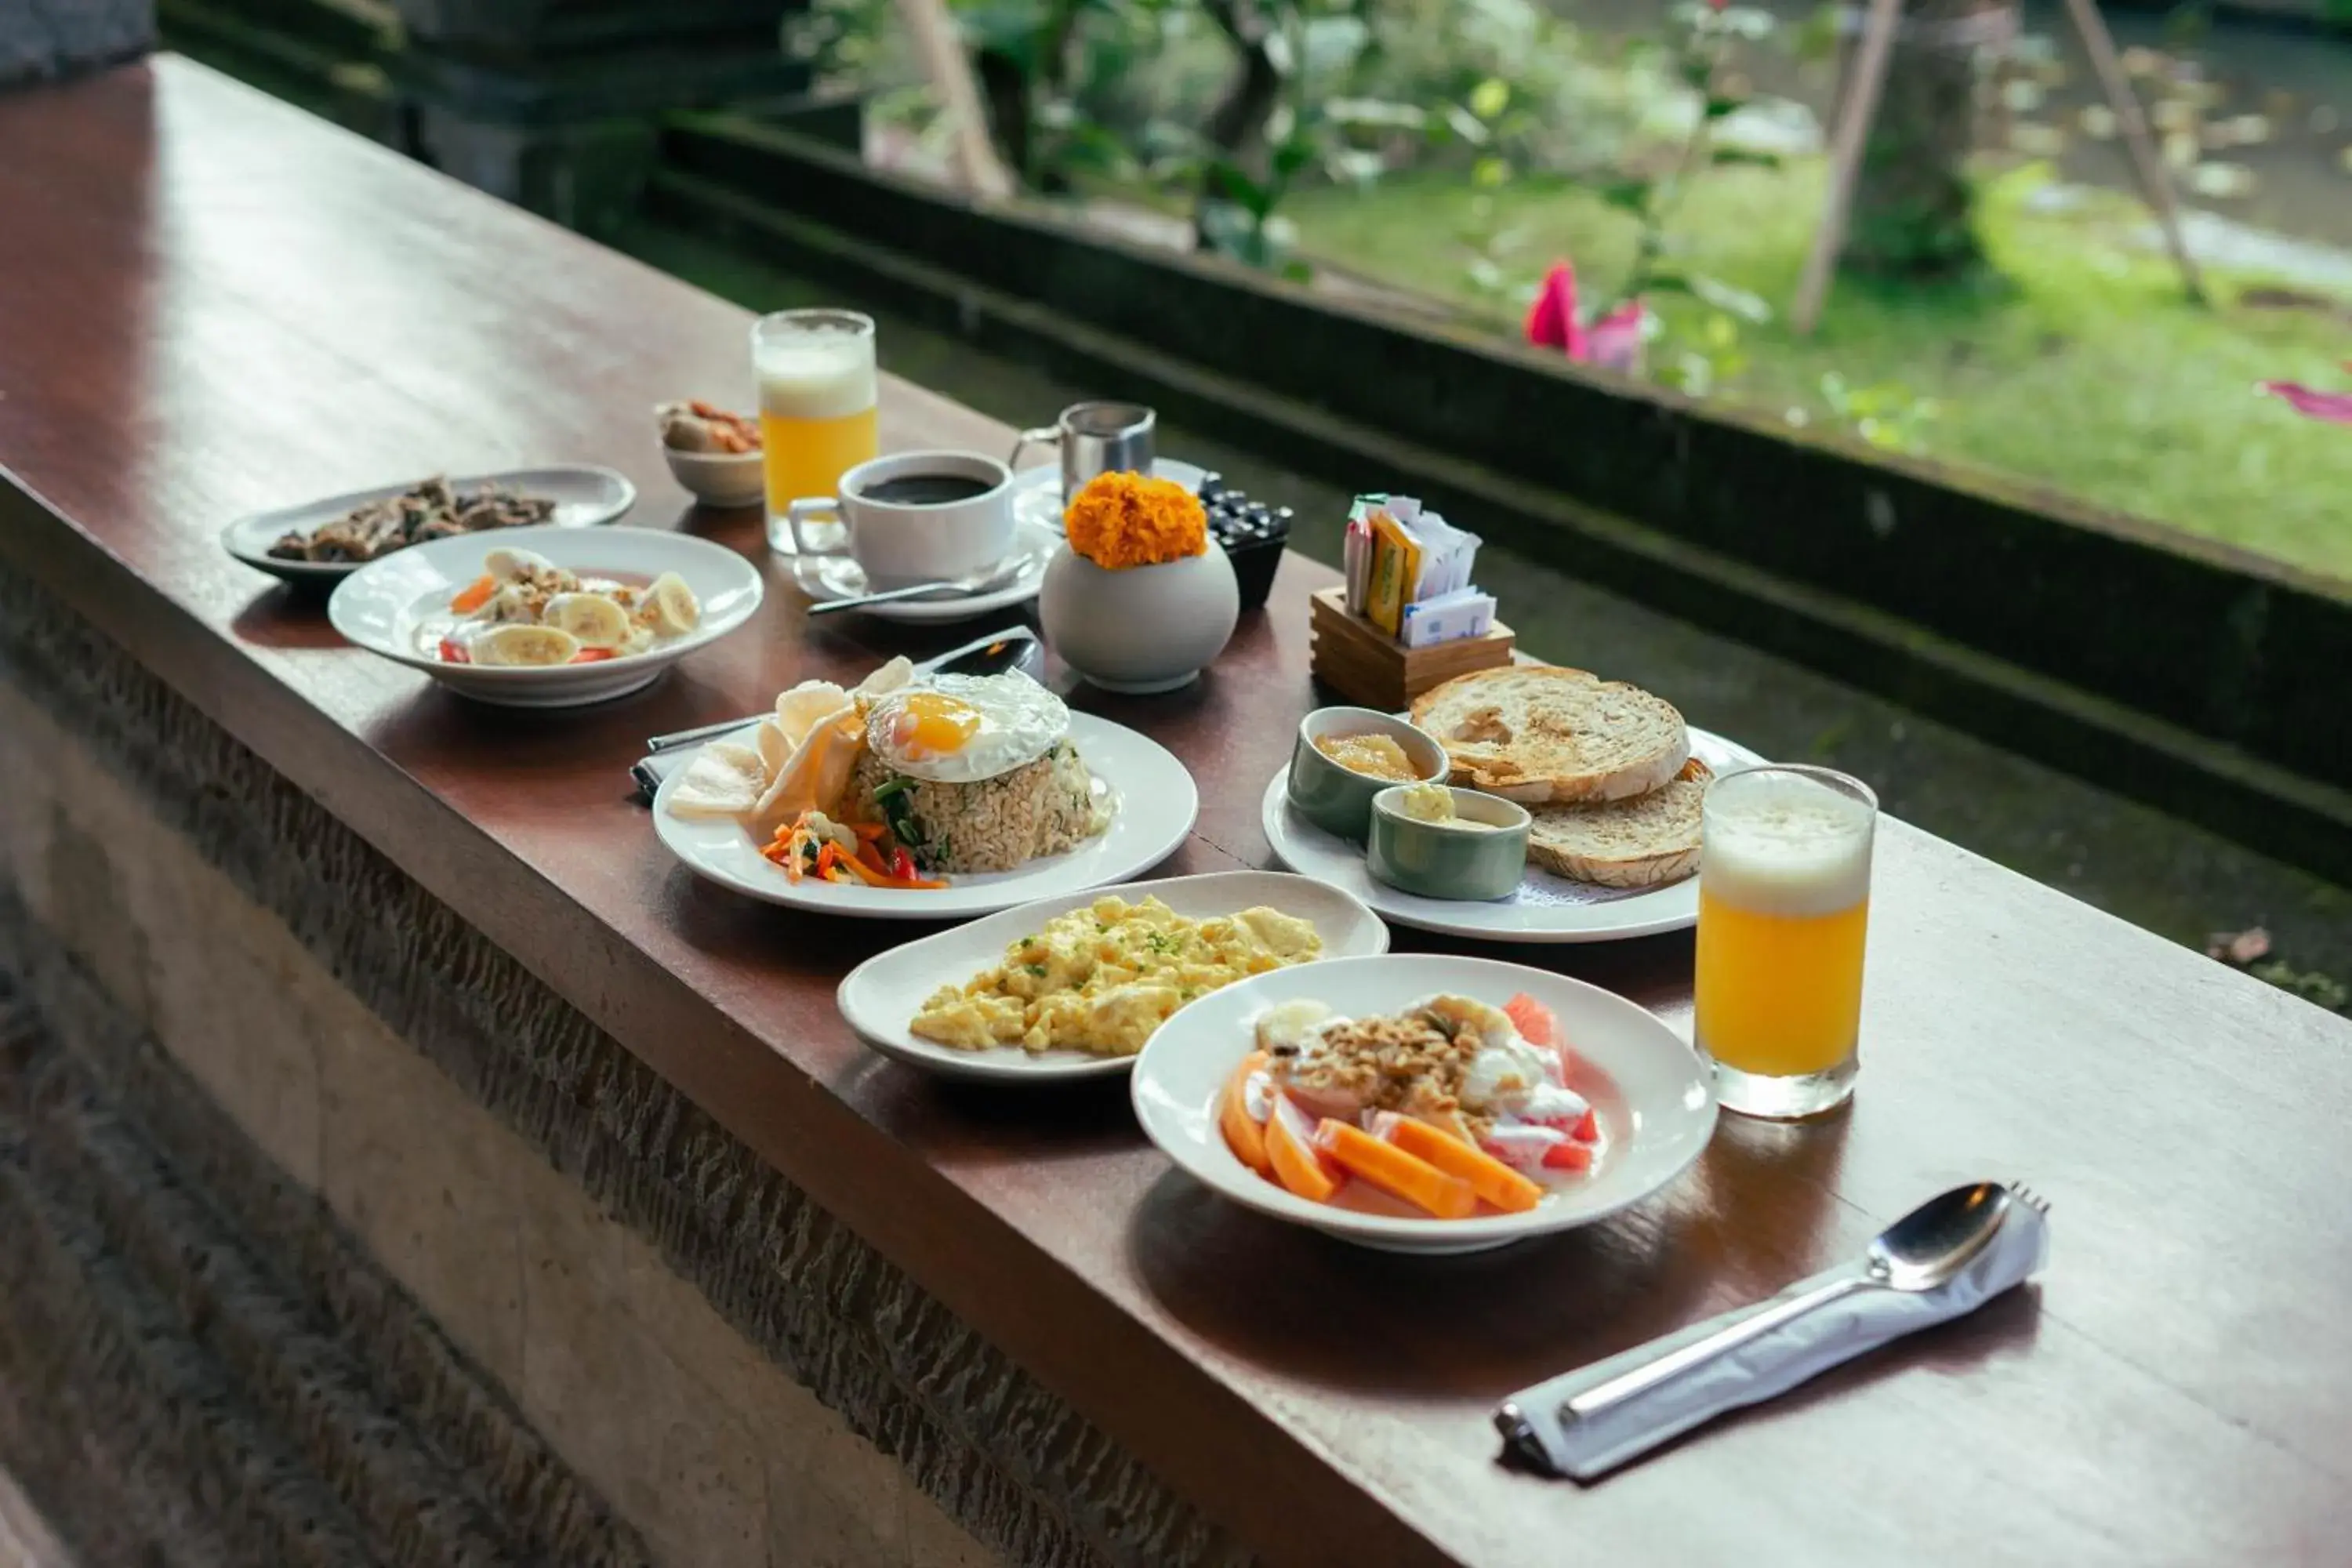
[1039,543,1240,694]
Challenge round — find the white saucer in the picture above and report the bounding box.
[792,520,1062,624]
[1011,457,1210,535]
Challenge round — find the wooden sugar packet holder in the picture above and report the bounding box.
[1308,586,1515,712]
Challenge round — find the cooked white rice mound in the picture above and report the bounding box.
[843,740,1110,873]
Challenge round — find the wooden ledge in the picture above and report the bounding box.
[2,56,2348,1568]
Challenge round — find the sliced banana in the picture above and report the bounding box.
[469,623,580,666]
[645,572,702,637]
[474,584,532,623]
[540,592,632,649]
[483,546,555,582]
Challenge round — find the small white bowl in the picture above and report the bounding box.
[662,445,766,510]
[327,524,764,708]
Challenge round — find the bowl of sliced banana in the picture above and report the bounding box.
[327,524,764,708]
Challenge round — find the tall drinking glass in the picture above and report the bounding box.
[753,309,879,554]
[1693,764,1877,1119]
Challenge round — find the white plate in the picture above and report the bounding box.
[837,870,1390,1082]
[1261,728,1766,943]
[792,520,1062,625]
[1011,457,1209,535]
[1132,953,1717,1254]
[222,466,637,585]
[652,710,1200,919]
[326,524,763,708]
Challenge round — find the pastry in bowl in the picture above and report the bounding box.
[1409,665,1688,805]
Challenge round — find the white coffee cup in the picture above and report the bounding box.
[786,451,1015,589]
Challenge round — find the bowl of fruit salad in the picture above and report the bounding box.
[328,524,764,708]
[1131,953,1717,1254]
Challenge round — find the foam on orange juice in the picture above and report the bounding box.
[1693,771,1874,1083]
[757,328,878,514]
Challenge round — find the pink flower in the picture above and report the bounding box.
[1524,262,1646,373]
[2261,375,2352,425]
[1583,301,1646,372]
[1523,262,1586,356]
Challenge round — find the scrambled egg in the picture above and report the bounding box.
[909,895,1322,1056]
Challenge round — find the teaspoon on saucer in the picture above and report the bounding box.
[806,554,1031,616]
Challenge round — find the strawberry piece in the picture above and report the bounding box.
[1542,1140,1593,1172]
[1571,1108,1599,1144]
[1478,1123,1566,1171]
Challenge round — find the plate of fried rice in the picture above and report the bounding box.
[652,663,1200,919]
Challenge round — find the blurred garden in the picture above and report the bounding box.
[802,0,2352,576]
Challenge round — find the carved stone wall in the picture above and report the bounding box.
[1,0,152,85]
[0,558,1248,1568]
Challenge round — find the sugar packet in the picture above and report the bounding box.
[1350,494,1483,635]
[1399,587,1497,648]
[1344,509,1375,617]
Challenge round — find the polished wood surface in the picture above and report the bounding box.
[4,59,2350,1566]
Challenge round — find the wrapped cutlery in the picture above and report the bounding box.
[1496,1181,2049,1480]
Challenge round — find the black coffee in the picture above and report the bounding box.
[860,473,993,506]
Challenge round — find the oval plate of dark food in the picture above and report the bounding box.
[221,466,637,588]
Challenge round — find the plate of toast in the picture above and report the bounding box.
[1261,666,1765,942]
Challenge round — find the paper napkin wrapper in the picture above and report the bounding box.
[1499,1201,2049,1481]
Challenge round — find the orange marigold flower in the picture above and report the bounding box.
[1064,471,1207,568]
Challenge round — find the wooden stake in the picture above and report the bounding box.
[1791,0,1905,336]
[892,0,1015,203]
[2058,0,2208,304]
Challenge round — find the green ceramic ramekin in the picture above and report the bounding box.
[1366,784,1531,901]
[1286,707,1449,842]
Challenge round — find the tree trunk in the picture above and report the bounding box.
[1194,0,1284,245]
[974,49,1033,186]
[1840,0,2005,278]
[1202,0,1283,169]
[894,0,1015,199]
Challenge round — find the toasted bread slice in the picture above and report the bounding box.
[1409,666,1689,805]
[1526,757,1712,887]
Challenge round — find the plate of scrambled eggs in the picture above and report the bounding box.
[836,871,1389,1080]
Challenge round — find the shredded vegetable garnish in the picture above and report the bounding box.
[759,810,946,890]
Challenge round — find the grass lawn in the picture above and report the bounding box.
[1281,162,2352,583]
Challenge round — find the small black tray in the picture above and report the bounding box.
[1198,472,1290,612]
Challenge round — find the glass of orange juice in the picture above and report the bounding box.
[753,308,879,554]
[1693,764,1877,1120]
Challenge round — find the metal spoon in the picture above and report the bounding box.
[808,554,1029,616]
[1550,1181,2016,1430]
